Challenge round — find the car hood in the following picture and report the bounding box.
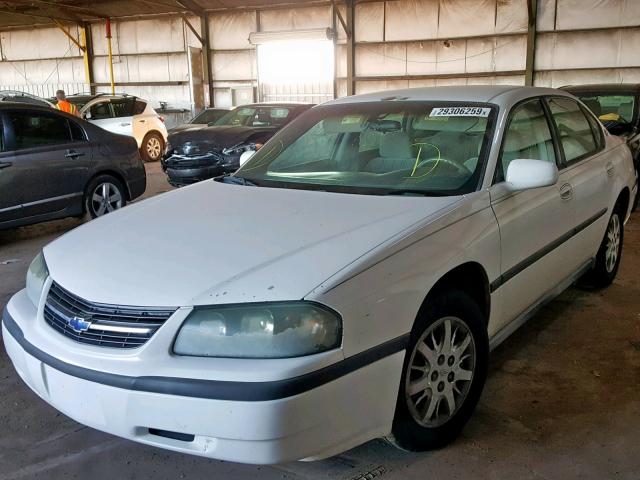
[43,182,461,307]
[168,123,209,134]
[168,125,276,149]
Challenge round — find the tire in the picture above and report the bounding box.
[581,207,624,288]
[141,131,164,162]
[85,175,127,219]
[387,289,489,451]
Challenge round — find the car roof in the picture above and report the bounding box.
[0,101,56,111]
[561,83,640,94]
[323,85,572,108]
[233,102,313,108]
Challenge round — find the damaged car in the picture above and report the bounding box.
[162,103,312,186]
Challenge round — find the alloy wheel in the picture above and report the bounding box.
[405,316,476,428]
[146,136,162,160]
[605,213,621,273]
[91,182,123,217]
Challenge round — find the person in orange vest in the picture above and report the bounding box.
[55,90,79,116]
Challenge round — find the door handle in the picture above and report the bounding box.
[560,182,573,201]
[606,162,615,177]
[138,119,146,123]
[120,122,132,127]
[0,161,12,169]
[65,150,85,159]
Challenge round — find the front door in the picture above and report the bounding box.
[489,98,577,335]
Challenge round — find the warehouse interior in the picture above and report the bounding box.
[1,0,639,479]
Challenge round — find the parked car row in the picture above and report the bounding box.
[2,85,637,464]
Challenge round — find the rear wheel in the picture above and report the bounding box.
[582,207,624,288]
[141,131,164,162]
[387,289,488,451]
[85,175,126,219]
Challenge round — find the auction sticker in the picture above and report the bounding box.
[430,107,491,117]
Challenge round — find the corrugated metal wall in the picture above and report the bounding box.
[1,0,639,108]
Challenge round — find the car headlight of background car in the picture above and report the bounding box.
[26,252,48,307]
[174,302,342,358]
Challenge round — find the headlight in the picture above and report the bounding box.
[173,302,342,359]
[26,252,48,307]
[222,142,259,156]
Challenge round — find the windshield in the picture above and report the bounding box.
[191,109,227,124]
[214,106,293,127]
[576,94,636,125]
[235,102,496,196]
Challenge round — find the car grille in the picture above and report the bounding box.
[44,281,177,349]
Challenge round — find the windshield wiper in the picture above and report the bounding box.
[383,189,444,196]
[216,175,258,186]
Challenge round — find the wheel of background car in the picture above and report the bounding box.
[581,204,624,288]
[141,131,164,162]
[415,156,472,176]
[387,289,488,451]
[85,175,127,219]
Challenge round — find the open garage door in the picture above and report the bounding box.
[251,28,334,104]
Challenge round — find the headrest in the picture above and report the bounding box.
[380,131,413,158]
[582,99,601,116]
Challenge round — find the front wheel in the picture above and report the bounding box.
[387,289,488,451]
[85,175,127,219]
[141,132,164,162]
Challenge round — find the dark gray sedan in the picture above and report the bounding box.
[0,103,146,230]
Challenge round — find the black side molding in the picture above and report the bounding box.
[2,307,409,402]
[490,208,607,292]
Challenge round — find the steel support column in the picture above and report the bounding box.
[200,14,214,107]
[345,0,355,96]
[80,23,95,94]
[525,0,538,86]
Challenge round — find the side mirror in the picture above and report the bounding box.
[505,159,558,192]
[84,111,92,120]
[239,150,256,167]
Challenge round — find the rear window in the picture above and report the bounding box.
[133,100,147,115]
[111,98,135,117]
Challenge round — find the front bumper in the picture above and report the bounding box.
[162,153,240,186]
[2,289,404,464]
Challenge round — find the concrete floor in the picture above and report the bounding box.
[1,163,639,479]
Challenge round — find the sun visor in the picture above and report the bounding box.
[322,116,364,134]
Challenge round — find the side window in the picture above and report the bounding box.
[69,121,87,142]
[133,100,147,115]
[89,102,113,120]
[111,98,135,118]
[8,111,72,150]
[547,97,598,164]
[582,107,605,150]
[496,99,556,183]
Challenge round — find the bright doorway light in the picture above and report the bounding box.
[257,40,334,84]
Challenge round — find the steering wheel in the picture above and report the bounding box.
[414,156,472,177]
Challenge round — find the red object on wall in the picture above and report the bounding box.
[105,18,112,39]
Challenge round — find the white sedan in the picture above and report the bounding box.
[2,86,637,464]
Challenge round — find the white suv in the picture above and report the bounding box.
[69,94,168,162]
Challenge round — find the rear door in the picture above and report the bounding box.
[545,96,611,261]
[0,109,92,222]
[110,97,136,137]
[85,99,133,138]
